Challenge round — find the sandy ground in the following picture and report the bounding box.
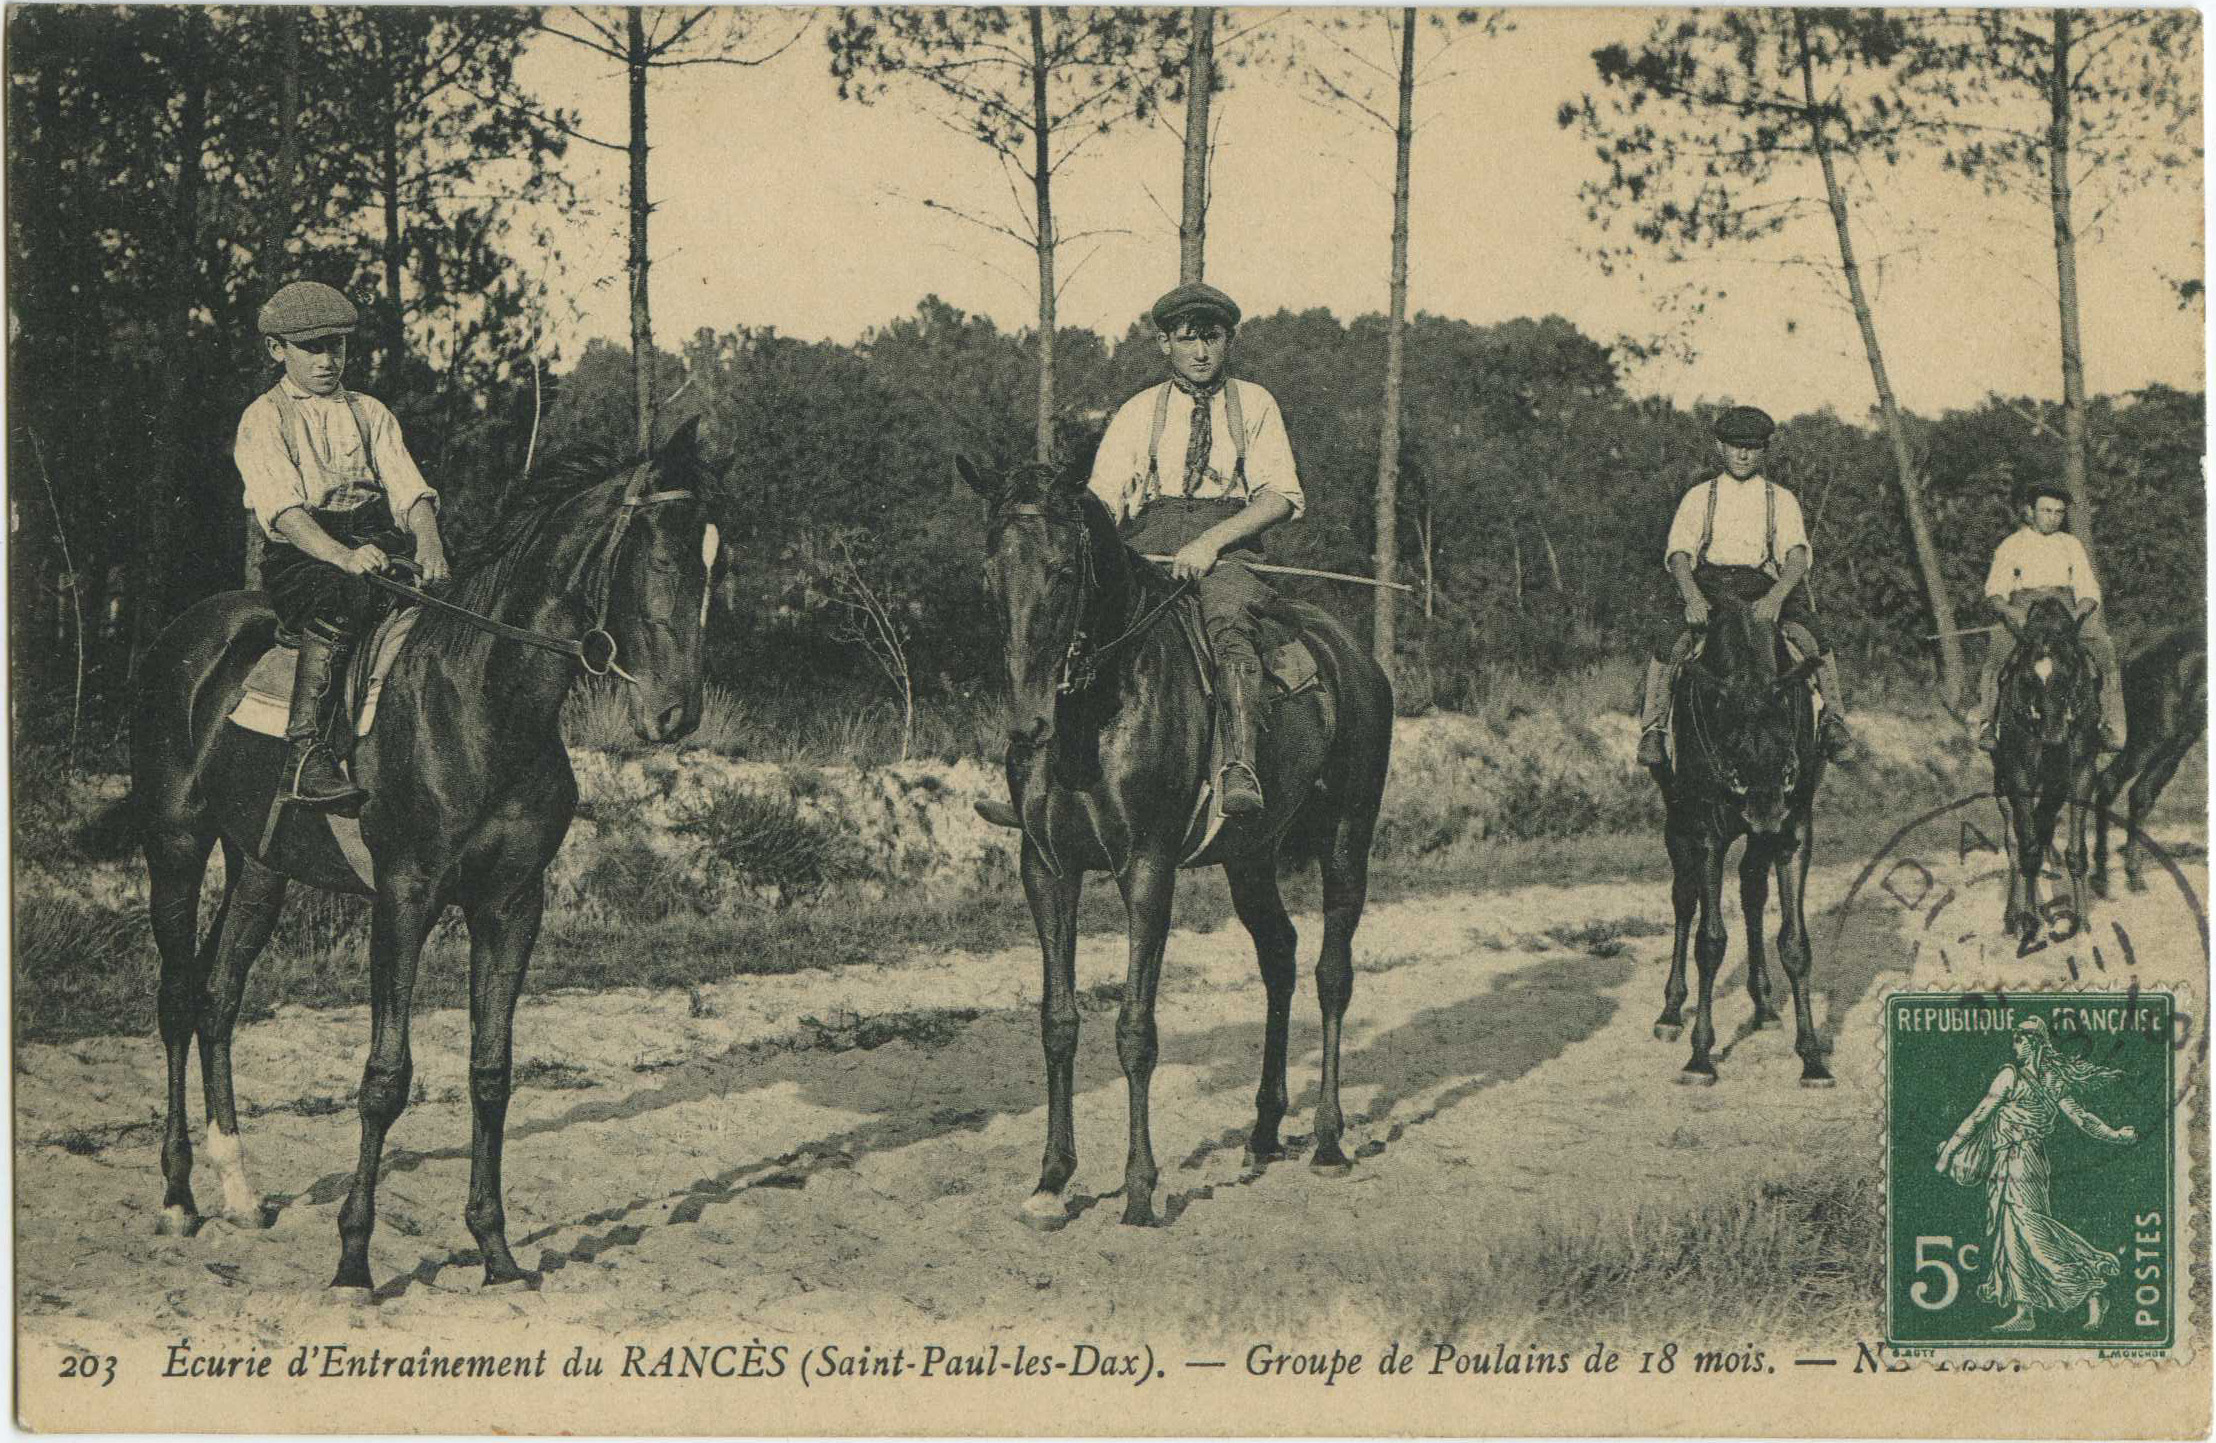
[14,818,2208,1431]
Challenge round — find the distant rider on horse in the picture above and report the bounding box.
[1083,282,1305,816]
[233,281,450,813]
[1971,478,2125,753]
[1636,405,1854,768]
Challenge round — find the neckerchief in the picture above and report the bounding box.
[1172,375,1223,496]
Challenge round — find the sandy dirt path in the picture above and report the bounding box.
[16,821,2207,1429]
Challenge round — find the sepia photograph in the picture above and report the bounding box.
[8,3,2208,1434]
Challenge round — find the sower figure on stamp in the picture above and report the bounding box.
[1935,1016,2134,1332]
[1970,478,2126,754]
[234,281,450,813]
[1085,281,1305,817]
[1636,405,1855,768]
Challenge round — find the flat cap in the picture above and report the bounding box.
[2013,477,2072,507]
[1712,405,1776,446]
[257,281,359,341]
[1150,282,1240,331]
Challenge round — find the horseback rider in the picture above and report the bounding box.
[1083,282,1304,817]
[1970,478,2125,753]
[233,281,450,813]
[1636,405,1854,768]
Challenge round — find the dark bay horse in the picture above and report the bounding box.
[958,456,1393,1228]
[132,421,719,1293]
[2093,629,2206,897]
[1991,595,2104,944]
[1651,595,1828,1085]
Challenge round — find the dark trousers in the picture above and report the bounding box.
[1123,497,1270,674]
[263,501,415,645]
[1647,563,1826,661]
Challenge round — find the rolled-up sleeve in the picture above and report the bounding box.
[1984,534,2021,599]
[360,397,436,520]
[233,398,310,540]
[2067,535,2101,606]
[1775,486,1810,562]
[1086,392,1152,525]
[1662,485,1707,566]
[1238,384,1304,520]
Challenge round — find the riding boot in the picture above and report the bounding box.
[282,629,368,815]
[1217,661,1266,817]
[1636,658,1671,768]
[1814,654,1856,763]
[2098,667,2128,753]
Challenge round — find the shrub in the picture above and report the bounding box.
[672,787,870,901]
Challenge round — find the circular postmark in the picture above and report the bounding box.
[1836,791,2208,1156]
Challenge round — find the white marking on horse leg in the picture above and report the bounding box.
[699,523,720,629]
[156,1205,193,1237]
[205,1126,258,1219]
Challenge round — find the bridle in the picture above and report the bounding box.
[1000,502,1188,698]
[363,462,697,686]
[1675,635,1803,803]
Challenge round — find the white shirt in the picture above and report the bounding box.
[1663,473,1809,571]
[1985,525,2100,605]
[233,380,437,540]
[1086,379,1304,524]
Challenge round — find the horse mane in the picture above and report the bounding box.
[417,439,645,659]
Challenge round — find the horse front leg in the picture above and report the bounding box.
[1998,794,2038,941]
[2063,774,2092,939]
[1112,847,1175,1226]
[461,876,545,1288]
[1681,833,1728,1084]
[1774,816,1832,1086]
[2126,740,2192,893]
[331,874,438,1295]
[1019,842,1084,1229]
[1740,839,1780,1029]
[1656,823,1697,1042]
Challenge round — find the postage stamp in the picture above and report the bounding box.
[1884,986,2184,1356]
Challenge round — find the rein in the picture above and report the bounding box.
[1002,503,1190,697]
[366,468,695,685]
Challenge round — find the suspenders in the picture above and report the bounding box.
[1694,476,1778,572]
[1142,379,1249,509]
[267,384,384,509]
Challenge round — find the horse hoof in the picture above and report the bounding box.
[1752,1013,1784,1031]
[1800,1074,1837,1090]
[1018,1192,1068,1231]
[1677,1069,1718,1087]
[2127,877,2149,895]
[1119,1198,1156,1229]
[154,1206,197,1237]
[1653,1023,1683,1042]
[481,1270,541,1293]
[322,1286,375,1309]
[1310,1156,1355,1178]
[1242,1145,1286,1169]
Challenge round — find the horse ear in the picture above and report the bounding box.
[1771,653,1821,699]
[659,415,703,461]
[956,455,997,501]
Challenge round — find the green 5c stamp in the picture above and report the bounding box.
[1886,988,2180,1354]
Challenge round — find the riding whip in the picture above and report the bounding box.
[1141,555,1417,592]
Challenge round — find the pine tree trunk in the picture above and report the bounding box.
[380,14,405,389]
[628,7,655,453]
[1030,7,1056,464]
[1178,8,1214,284]
[246,6,305,589]
[136,14,210,673]
[2048,9,2096,563]
[1794,10,1965,704]
[1371,8,1415,674]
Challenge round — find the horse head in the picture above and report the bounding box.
[503,416,720,743]
[2001,594,2098,755]
[1682,596,1812,835]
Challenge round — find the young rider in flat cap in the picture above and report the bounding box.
[1636,405,1854,768]
[233,281,450,813]
[1083,282,1303,816]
